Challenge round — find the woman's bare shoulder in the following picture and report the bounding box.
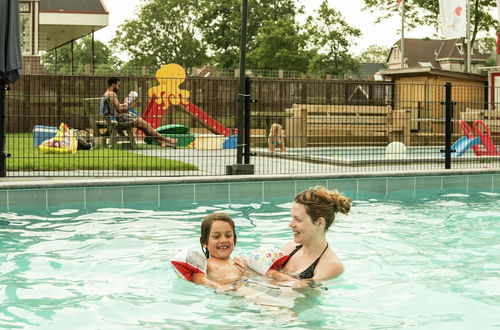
[314,251,344,281]
[282,241,297,254]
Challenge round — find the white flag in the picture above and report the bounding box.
[497,0,500,22]
[439,0,466,38]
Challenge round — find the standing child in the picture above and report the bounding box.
[268,123,286,153]
[192,213,248,289]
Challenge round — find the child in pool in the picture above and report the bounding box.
[268,123,286,153]
[192,213,249,289]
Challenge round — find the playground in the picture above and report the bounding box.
[2,63,500,177]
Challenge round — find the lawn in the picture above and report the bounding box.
[6,134,198,171]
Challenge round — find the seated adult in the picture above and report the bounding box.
[102,77,177,147]
[267,186,351,281]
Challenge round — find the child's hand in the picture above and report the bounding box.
[233,257,248,273]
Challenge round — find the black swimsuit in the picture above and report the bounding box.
[280,244,329,279]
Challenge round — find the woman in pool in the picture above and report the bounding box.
[266,186,351,281]
[192,213,248,289]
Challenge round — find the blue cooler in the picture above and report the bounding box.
[223,135,238,149]
[33,125,58,148]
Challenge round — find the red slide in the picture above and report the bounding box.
[178,101,231,137]
[141,95,164,130]
[459,120,499,156]
[140,95,232,137]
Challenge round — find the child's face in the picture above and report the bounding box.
[206,220,235,259]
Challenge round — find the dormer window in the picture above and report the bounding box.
[392,47,400,60]
[456,44,463,54]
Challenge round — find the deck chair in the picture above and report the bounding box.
[83,97,137,149]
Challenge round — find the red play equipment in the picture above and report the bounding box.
[459,119,499,156]
[141,94,231,137]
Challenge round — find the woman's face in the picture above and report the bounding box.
[206,220,235,259]
[289,202,319,244]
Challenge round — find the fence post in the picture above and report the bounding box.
[0,83,7,177]
[442,82,454,169]
[244,76,252,164]
[227,0,254,175]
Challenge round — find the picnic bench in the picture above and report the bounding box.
[284,104,410,147]
[83,97,138,149]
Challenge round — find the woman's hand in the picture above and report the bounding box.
[215,283,236,293]
[266,268,297,281]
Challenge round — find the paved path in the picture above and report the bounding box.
[6,147,499,177]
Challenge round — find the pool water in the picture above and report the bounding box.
[0,192,499,328]
[286,146,481,164]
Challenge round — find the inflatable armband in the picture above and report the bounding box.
[38,123,77,154]
[248,246,289,276]
[171,248,207,282]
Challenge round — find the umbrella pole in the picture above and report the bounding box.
[0,81,8,177]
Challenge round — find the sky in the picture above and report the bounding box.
[95,0,436,60]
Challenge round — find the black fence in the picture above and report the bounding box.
[2,74,499,176]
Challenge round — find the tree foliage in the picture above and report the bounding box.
[247,17,310,72]
[362,0,498,48]
[110,0,208,71]
[107,0,364,77]
[41,35,119,74]
[357,44,390,63]
[196,0,300,69]
[306,1,362,77]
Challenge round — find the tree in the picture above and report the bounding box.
[41,35,119,74]
[357,45,390,63]
[110,0,208,71]
[306,1,362,78]
[247,17,311,73]
[362,0,498,49]
[196,0,300,69]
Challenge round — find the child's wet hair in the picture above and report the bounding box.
[200,212,237,258]
[268,123,283,137]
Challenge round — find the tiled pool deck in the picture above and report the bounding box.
[1,168,499,213]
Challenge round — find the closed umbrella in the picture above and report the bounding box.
[0,0,22,176]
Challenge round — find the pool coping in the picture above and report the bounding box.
[1,168,499,189]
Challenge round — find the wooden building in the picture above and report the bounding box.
[379,67,487,138]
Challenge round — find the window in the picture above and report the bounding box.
[418,62,433,68]
[19,2,30,12]
[392,47,400,60]
[19,2,32,55]
[456,44,463,54]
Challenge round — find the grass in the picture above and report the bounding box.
[6,134,198,171]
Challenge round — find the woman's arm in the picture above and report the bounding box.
[192,272,222,289]
[266,268,296,281]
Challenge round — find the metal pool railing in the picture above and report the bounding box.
[1,74,499,177]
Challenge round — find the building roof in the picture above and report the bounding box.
[379,67,487,82]
[38,0,108,51]
[391,38,490,69]
[40,0,107,13]
[394,39,443,68]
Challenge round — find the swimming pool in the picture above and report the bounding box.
[0,173,499,328]
[281,146,500,165]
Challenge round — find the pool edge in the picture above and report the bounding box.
[1,168,499,189]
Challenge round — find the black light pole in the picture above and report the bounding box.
[228,0,254,175]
